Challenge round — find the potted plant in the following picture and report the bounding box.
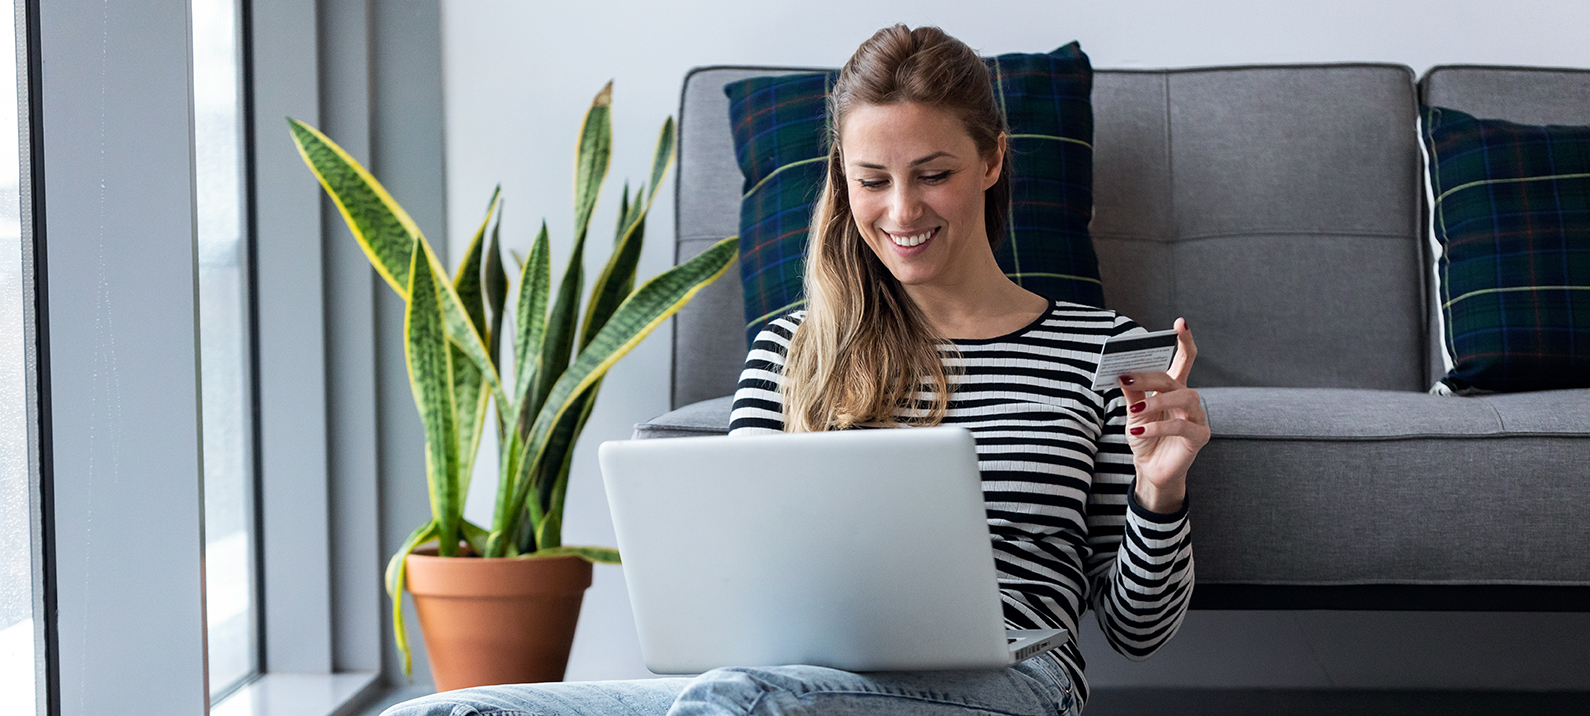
[288,82,736,690]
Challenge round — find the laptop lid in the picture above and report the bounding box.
[598,426,1016,674]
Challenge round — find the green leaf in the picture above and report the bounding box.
[535,230,587,438]
[454,190,497,342]
[493,222,551,550]
[522,545,621,565]
[579,117,674,350]
[514,223,553,426]
[614,179,631,244]
[404,240,461,556]
[450,345,488,502]
[450,190,501,497]
[517,382,597,555]
[490,423,529,558]
[495,237,738,553]
[485,201,508,377]
[573,81,613,246]
[533,510,562,552]
[288,118,510,414]
[461,519,490,556]
[580,214,645,351]
[644,117,675,211]
[385,520,437,679]
[287,117,418,295]
[525,83,614,424]
[621,185,645,242]
[538,381,599,525]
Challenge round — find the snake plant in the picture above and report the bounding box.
[288,82,738,675]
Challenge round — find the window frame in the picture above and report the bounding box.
[16,0,53,713]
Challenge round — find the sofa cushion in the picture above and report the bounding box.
[723,42,1105,347]
[1089,65,1424,392]
[1419,106,1590,394]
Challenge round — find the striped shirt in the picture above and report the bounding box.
[727,301,1195,707]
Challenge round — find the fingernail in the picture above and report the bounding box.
[1119,375,1135,386]
[1130,401,1145,413]
[1130,426,1145,436]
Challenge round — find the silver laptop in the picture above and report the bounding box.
[598,425,1067,674]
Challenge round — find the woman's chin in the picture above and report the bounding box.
[883,263,943,287]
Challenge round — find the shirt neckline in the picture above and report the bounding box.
[946,300,1058,346]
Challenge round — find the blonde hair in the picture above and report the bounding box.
[781,24,1011,432]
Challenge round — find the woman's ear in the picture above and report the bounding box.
[983,133,1006,190]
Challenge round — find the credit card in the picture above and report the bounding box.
[1090,328,1179,392]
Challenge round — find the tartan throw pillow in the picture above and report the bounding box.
[1421,105,1590,394]
[724,42,1105,347]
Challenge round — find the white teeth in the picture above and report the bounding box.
[888,229,934,247]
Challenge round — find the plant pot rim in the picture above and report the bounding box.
[409,543,596,562]
[406,545,593,598]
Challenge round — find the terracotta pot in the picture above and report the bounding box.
[405,547,592,691]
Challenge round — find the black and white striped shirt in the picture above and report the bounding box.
[727,301,1195,707]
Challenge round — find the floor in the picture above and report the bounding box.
[1084,689,1590,716]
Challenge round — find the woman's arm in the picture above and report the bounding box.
[1083,317,1197,660]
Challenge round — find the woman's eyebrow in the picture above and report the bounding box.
[853,151,956,170]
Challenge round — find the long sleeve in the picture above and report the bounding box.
[727,314,801,436]
[1082,318,1196,660]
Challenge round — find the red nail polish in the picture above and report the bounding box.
[1120,375,1135,386]
[1130,426,1145,436]
[1130,401,1145,413]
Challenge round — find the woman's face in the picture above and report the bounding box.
[839,102,1003,289]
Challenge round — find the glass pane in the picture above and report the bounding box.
[0,0,36,712]
[192,0,257,700]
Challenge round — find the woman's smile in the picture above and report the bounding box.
[884,226,939,253]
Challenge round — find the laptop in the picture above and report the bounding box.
[598,425,1068,674]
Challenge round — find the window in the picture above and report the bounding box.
[27,2,420,709]
[192,0,260,702]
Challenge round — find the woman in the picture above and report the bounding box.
[387,23,1206,716]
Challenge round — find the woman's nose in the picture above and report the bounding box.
[889,184,923,225]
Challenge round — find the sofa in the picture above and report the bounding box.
[635,61,1590,609]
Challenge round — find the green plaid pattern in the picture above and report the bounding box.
[725,42,1104,346]
[1422,105,1590,393]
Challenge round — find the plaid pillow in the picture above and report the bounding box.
[1421,106,1590,393]
[725,42,1104,346]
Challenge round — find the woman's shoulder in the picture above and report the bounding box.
[746,309,808,360]
[1045,300,1144,338]
[752,310,807,344]
[771,309,807,330]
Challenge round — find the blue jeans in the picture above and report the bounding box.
[382,657,1080,716]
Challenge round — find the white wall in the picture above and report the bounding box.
[438,0,1590,688]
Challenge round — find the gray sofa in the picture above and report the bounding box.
[638,62,1590,609]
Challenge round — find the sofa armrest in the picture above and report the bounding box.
[632,395,734,439]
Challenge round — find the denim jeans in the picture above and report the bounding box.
[382,657,1080,716]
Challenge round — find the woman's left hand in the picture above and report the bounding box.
[1118,317,1208,514]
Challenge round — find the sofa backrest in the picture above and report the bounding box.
[1418,65,1590,388]
[672,63,1426,409]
